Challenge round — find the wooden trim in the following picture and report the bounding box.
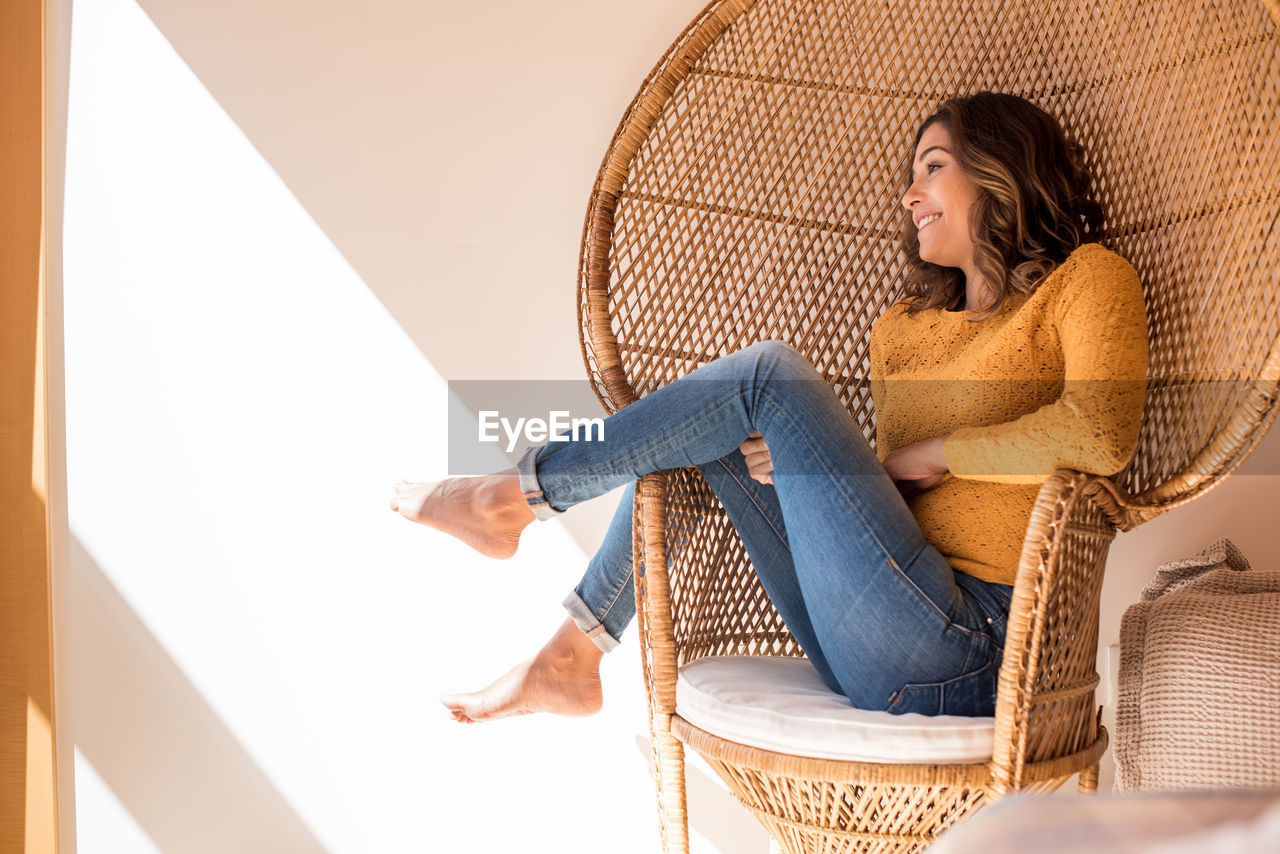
[1,0,60,850]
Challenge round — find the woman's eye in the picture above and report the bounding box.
[927,162,942,174]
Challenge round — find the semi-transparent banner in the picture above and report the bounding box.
[446,377,1279,477]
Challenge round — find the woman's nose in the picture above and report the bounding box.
[901,182,921,211]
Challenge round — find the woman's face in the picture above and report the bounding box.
[901,123,980,276]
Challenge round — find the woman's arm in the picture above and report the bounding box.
[942,257,1149,484]
[871,310,952,498]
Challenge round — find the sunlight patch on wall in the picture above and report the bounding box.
[73,750,161,854]
[62,0,656,851]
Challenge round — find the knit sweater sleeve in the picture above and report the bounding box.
[942,255,1149,484]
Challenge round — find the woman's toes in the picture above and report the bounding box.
[389,480,415,512]
[442,695,482,724]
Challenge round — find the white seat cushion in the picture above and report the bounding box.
[675,655,995,764]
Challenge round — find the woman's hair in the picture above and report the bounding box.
[899,91,1105,320]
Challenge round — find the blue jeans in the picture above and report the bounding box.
[517,341,1012,716]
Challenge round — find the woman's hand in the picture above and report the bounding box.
[739,430,774,485]
[882,435,950,496]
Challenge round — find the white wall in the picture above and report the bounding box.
[51,0,1280,851]
[59,0,767,852]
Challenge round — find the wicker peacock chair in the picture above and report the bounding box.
[573,1,1280,851]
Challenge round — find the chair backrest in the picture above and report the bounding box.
[577,0,1280,517]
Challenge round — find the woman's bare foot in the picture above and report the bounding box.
[390,473,535,559]
[442,618,604,723]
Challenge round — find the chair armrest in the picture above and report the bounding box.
[991,469,1120,792]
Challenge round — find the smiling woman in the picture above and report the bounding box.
[392,91,1148,729]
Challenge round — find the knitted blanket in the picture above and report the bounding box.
[1116,538,1280,791]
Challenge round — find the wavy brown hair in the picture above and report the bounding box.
[900,92,1105,320]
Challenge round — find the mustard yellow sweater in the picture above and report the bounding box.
[869,243,1148,586]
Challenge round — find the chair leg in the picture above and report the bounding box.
[651,716,690,854]
[1078,763,1100,794]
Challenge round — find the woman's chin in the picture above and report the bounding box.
[918,246,958,270]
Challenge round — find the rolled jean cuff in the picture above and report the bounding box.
[562,590,621,653]
[516,442,563,521]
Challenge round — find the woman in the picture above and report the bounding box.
[391,92,1149,722]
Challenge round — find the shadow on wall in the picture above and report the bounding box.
[68,529,772,854]
[67,535,329,854]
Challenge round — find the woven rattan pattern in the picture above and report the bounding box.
[578,0,1280,504]
[575,1,1280,852]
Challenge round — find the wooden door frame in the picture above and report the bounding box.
[2,0,62,851]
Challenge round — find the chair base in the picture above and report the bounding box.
[672,715,1106,854]
[738,778,987,854]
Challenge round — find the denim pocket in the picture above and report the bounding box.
[885,659,999,717]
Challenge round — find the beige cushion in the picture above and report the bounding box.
[1116,538,1280,791]
[675,655,995,764]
